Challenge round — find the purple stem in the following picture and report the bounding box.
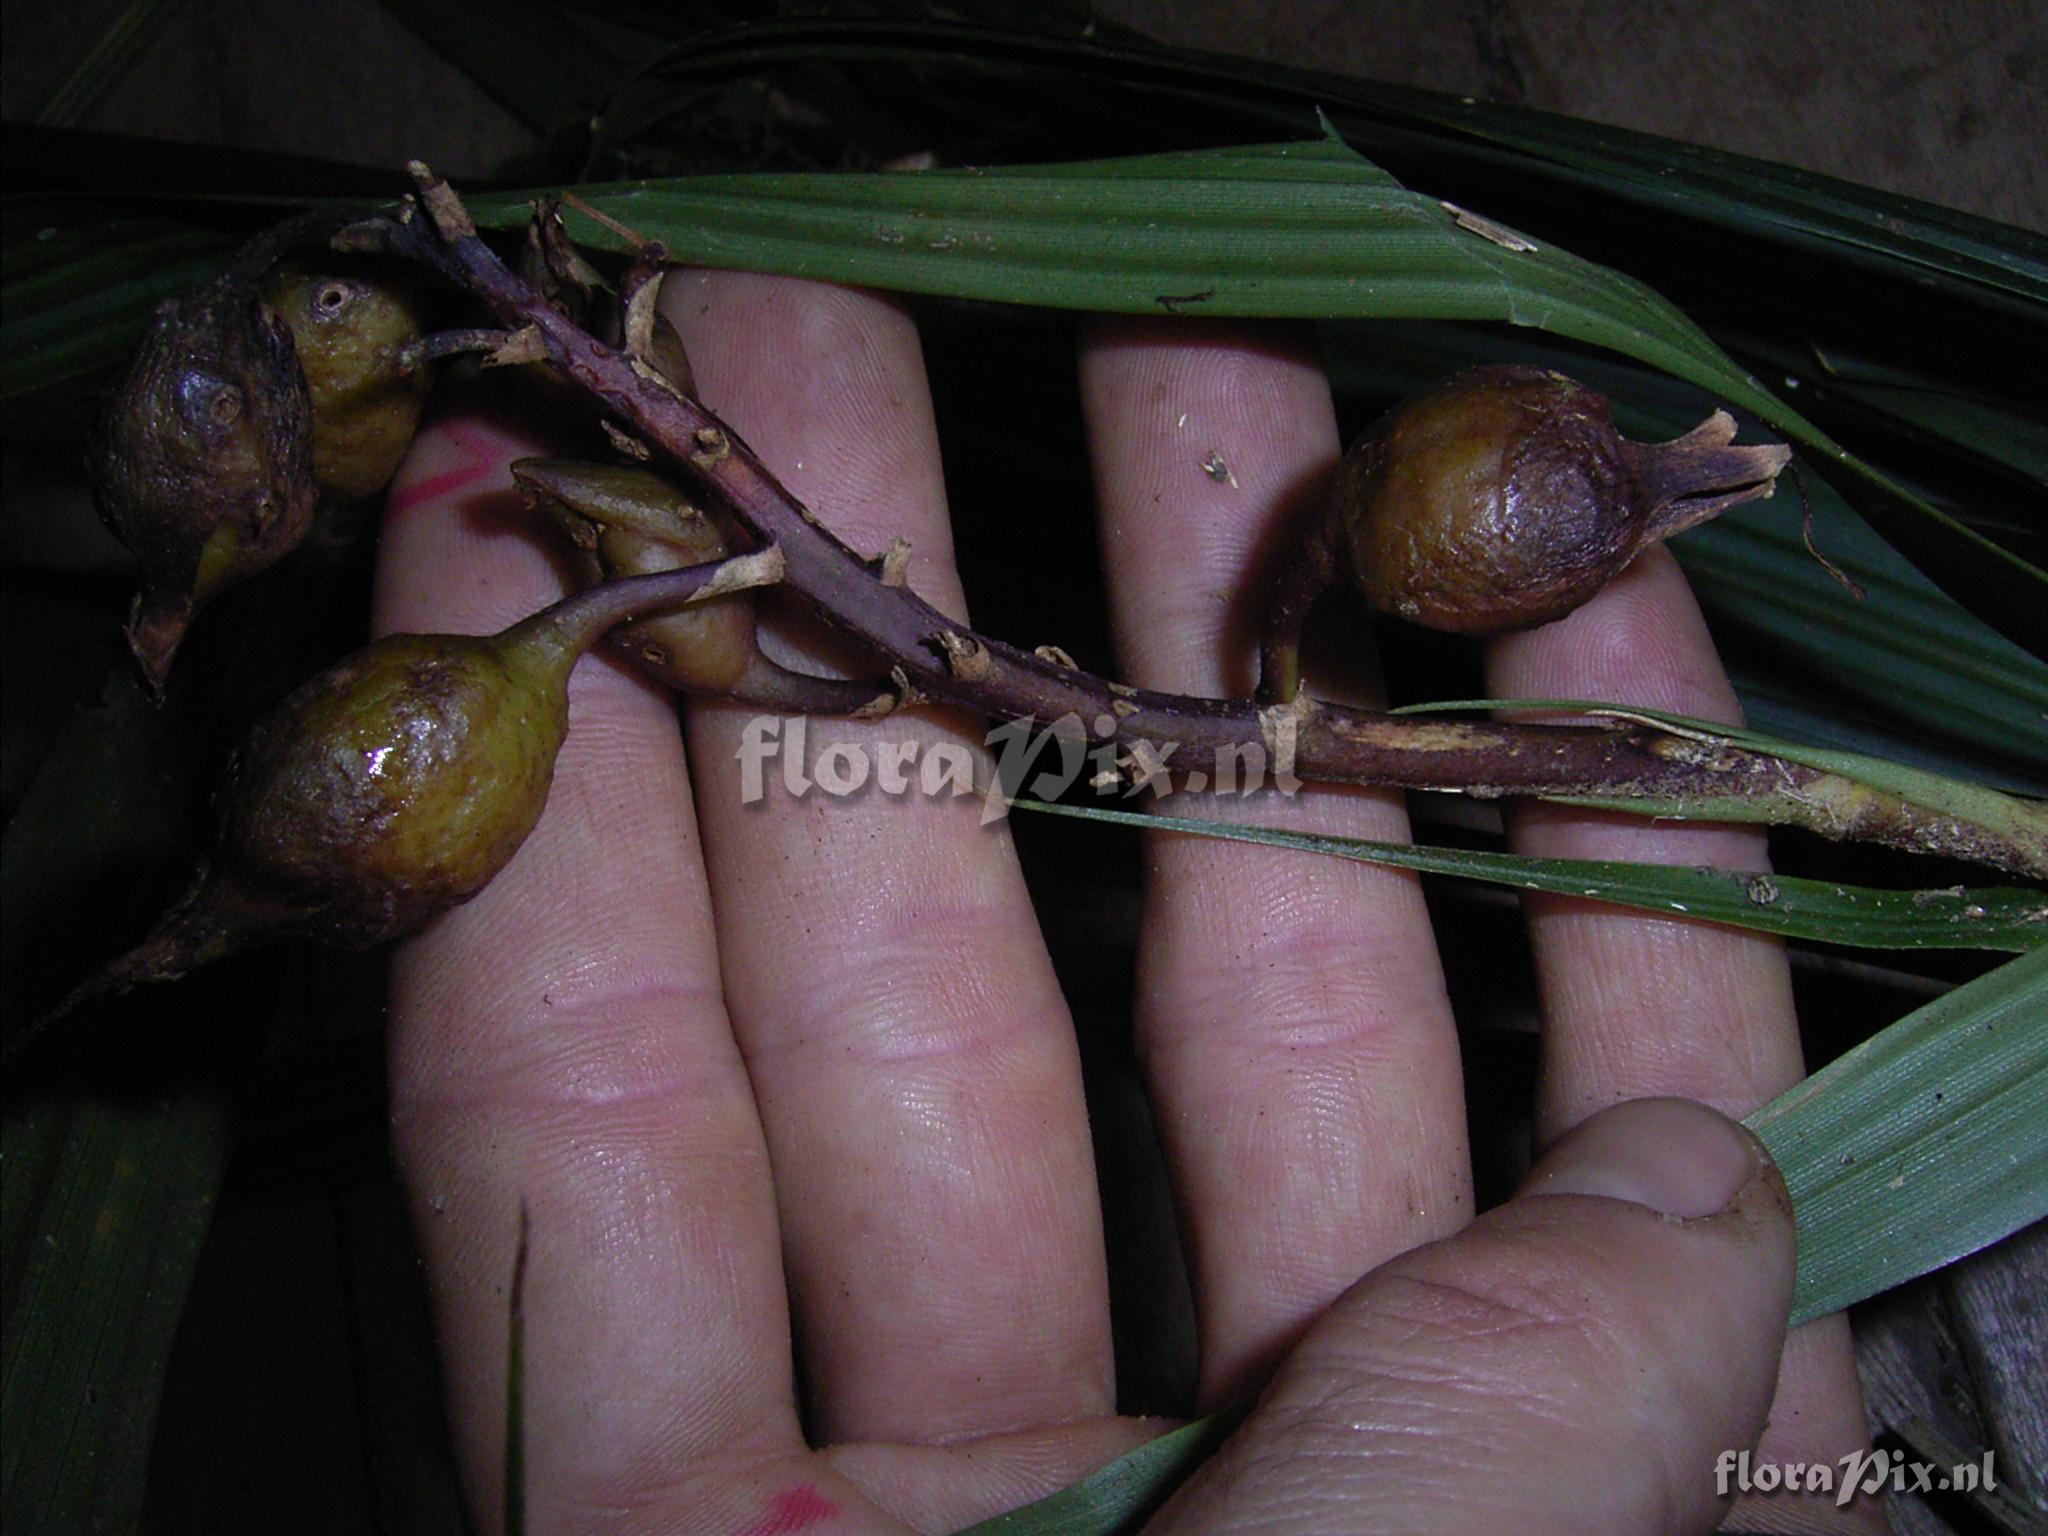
[330,172,2045,878]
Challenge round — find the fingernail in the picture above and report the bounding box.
[1524,1098,1769,1219]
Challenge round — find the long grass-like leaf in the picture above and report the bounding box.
[1677,499,2048,794]
[0,658,241,1532]
[1719,332,2048,499]
[1,1075,233,1532]
[503,1203,529,1536]
[1007,800,2044,952]
[463,137,2047,652]
[600,17,2048,322]
[952,1411,1244,1536]
[0,208,246,402]
[1757,946,2048,1326]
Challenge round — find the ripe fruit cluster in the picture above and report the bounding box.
[60,189,1803,1022]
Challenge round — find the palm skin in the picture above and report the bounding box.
[377,273,1884,1535]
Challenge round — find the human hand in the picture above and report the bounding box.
[375,275,1884,1533]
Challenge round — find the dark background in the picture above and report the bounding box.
[4,0,2043,227]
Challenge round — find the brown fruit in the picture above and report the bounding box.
[87,275,320,693]
[1331,364,1790,634]
[261,259,432,499]
[96,626,575,990]
[62,557,776,1008]
[213,631,569,947]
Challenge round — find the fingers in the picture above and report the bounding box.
[1484,547,1881,1528]
[375,402,797,1526]
[662,273,1112,1443]
[1150,1099,1796,1536]
[1484,548,1803,1130]
[1079,319,1470,1405]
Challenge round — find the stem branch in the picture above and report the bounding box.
[345,168,2048,880]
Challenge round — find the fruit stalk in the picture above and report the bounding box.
[514,458,890,713]
[344,166,2048,879]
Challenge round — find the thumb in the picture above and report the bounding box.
[1153,1098,1795,1536]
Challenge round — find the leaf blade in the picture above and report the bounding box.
[1006,798,2043,951]
[952,1410,1244,1536]
[470,136,2048,649]
[1754,946,2048,1325]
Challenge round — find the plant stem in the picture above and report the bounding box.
[344,169,2048,880]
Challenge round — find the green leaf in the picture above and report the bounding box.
[1756,945,2048,1325]
[1678,493,2048,795]
[1315,68,2047,317]
[1004,799,2043,952]
[952,1410,1244,1536]
[0,649,240,1534]
[1,1066,234,1533]
[0,208,245,402]
[1719,331,2048,497]
[603,16,2046,323]
[503,1204,529,1536]
[465,136,2045,654]
[949,947,2048,1534]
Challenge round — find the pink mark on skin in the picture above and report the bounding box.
[386,419,516,515]
[733,1483,839,1536]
